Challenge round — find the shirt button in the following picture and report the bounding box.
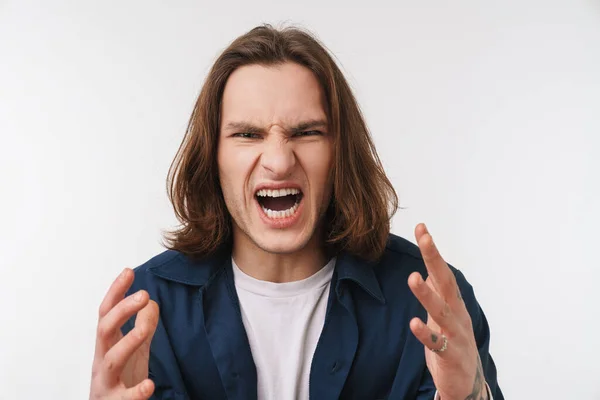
[331,361,342,373]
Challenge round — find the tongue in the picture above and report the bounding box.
[259,195,297,211]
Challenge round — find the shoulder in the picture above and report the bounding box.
[382,233,426,266]
[126,246,227,297]
[375,233,480,322]
[125,249,185,296]
[373,233,427,283]
[378,233,473,291]
[131,249,181,277]
[134,249,182,272]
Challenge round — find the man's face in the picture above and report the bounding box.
[217,62,333,255]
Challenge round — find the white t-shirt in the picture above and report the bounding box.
[232,257,336,400]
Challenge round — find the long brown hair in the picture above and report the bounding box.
[162,24,398,262]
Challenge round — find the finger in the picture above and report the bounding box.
[135,299,159,351]
[134,299,159,336]
[414,222,428,242]
[99,268,135,318]
[415,223,459,304]
[93,269,136,373]
[408,272,455,333]
[122,378,155,400]
[414,223,442,292]
[96,290,150,357]
[102,300,159,385]
[410,317,448,355]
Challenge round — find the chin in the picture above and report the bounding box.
[251,230,312,255]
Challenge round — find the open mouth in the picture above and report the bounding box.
[255,188,303,219]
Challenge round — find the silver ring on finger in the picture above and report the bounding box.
[429,334,448,353]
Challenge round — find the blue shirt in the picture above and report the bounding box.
[122,234,503,399]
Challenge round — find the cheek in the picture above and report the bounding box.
[217,165,244,216]
[218,145,257,197]
[298,143,334,194]
[217,148,238,197]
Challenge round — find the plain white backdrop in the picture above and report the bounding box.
[1,0,599,398]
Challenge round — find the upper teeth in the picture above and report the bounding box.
[256,188,300,197]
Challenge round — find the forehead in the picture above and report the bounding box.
[220,62,328,129]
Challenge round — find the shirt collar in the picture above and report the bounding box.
[334,250,385,304]
[147,245,231,286]
[148,244,385,304]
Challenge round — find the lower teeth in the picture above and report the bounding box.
[262,203,299,219]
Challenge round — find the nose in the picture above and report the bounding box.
[260,134,296,178]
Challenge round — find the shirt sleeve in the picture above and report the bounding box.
[417,268,504,400]
[455,269,503,399]
[434,382,494,400]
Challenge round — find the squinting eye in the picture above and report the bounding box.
[294,130,323,137]
[233,133,261,139]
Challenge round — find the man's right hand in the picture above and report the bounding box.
[90,268,160,400]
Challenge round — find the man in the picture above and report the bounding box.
[90,25,502,400]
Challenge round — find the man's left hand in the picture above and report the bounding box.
[408,223,488,400]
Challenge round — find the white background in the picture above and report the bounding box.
[1,0,599,398]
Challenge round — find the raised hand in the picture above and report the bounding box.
[408,223,488,400]
[90,268,159,400]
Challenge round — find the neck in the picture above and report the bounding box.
[231,232,329,283]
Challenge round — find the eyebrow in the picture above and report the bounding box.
[223,119,328,134]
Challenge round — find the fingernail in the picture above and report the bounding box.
[120,268,129,279]
[134,290,144,302]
